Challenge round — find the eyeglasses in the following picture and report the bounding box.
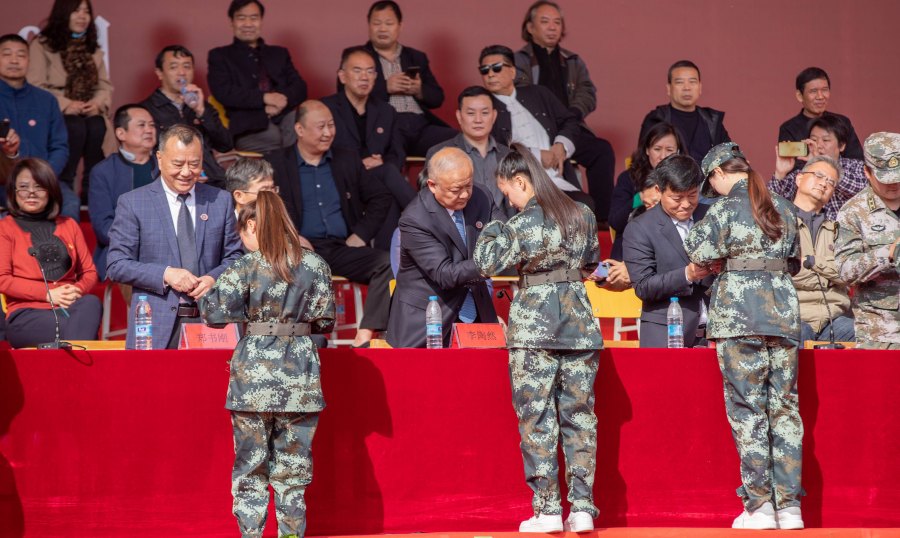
[237,186,280,195]
[16,187,48,197]
[478,62,511,75]
[800,170,837,189]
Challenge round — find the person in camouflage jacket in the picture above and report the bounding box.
[473,143,603,533]
[684,143,804,530]
[199,192,334,538]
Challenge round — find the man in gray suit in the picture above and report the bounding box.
[623,154,717,348]
[107,124,243,349]
[386,147,505,348]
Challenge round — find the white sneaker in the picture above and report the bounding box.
[776,506,804,530]
[732,501,777,530]
[519,513,563,532]
[563,511,594,532]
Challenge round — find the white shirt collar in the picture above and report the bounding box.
[493,88,517,105]
[160,177,196,202]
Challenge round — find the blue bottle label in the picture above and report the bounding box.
[426,324,442,336]
[668,325,683,336]
[136,324,152,336]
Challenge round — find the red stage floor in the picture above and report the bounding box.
[1,348,898,537]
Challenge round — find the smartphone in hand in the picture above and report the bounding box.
[592,262,610,279]
[404,66,421,78]
[0,120,10,139]
[778,141,808,157]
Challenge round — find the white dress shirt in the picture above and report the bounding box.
[672,215,707,325]
[161,179,198,300]
[494,90,577,192]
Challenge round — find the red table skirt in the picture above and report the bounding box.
[1,348,898,536]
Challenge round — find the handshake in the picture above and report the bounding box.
[164,268,216,299]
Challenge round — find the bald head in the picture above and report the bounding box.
[294,100,335,157]
[427,147,474,211]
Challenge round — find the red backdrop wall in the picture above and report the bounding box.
[7,0,900,180]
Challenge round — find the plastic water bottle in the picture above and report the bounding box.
[426,296,442,349]
[335,285,346,326]
[135,295,153,350]
[178,79,199,108]
[667,297,684,349]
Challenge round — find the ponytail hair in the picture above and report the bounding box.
[496,141,588,242]
[716,157,783,242]
[236,191,304,283]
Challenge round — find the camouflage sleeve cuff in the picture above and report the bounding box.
[874,245,892,270]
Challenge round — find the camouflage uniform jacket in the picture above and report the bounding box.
[473,197,603,350]
[683,179,801,339]
[834,185,900,344]
[199,250,335,412]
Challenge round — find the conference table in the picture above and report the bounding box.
[1,347,898,537]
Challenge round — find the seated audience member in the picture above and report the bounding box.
[28,0,116,203]
[788,155,854,344]
[834,132,900,350]
[480,45,594,211]
[141,45,232,189]
[208,0,307,152]
[225,156,276,218]
[264,100,393,348]
[387,147,503,348]
[609,122,687,261]
[778,67,863,170]
[0,158,101,348]
[88,104,158,283]
[639,61,730,164]
[770,115,866,222]
[106,125,243,350]
[426,86,515,221]
[515,1,616,226]
[0,34,79,220]
[623,154,717,348]
[352,1,457,156]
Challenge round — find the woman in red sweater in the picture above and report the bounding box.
[0,158,100,348]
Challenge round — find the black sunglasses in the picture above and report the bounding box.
[479,62,511,75]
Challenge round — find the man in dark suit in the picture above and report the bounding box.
[323,45,416,249]
[387,147,503,348]
[346,1,457,157]
[623,155,718,348]
[207,0,307,153]
[107,125,244,350]
[265,100,393,347]
[479,45,595,212]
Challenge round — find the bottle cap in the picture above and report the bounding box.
[671,297,679,302]
[139,295,148,300]
[429,296,438,300]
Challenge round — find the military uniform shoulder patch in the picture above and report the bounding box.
[868,196,878,212]
[872,224,886,232]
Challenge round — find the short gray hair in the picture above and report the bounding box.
[801,155,843,184]
[158,124,204,154]
[427,147,473,184]
[226,157,274,194]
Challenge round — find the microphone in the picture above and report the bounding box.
[495,289,513,303]
[803,255,844,350]
[28,247,72,350]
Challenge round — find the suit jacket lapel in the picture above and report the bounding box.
[338,93,361,143]
[149,179,181,261]
[656,206,690,265]
[365,100,380,147]
[194,186,209,268]
[426,191,466,255]
[463,198,482,259]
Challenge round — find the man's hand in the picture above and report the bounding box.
[540,149,560,171]
[889,236,900,262]
[48,284,80,308]
[796,138,818,163]
[362,154,384,170]
[550,142,567,175]
[386,73,413,95]
[299,235,314,252]
[189,275,216,299]
[164,267,200,293]
[1,124,20,156]
[345,234,366,247]
[183,84,206,116]
[686,260,722,281]
[263,92,288,111]
[773,146,795,181]
[64,101,85,115]
[408,74,423,99]
[597,259,632,291]
[81,101,100,117]
[265,104,280,117]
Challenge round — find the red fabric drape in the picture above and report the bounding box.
[0,348,898,537]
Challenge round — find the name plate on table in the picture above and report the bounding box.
[179,323,240,350]
[449,323,507,349]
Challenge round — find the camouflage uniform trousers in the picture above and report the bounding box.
[716,336,804,512]
[231,411,319,538]
[509,348,600,518]
[856,341,900,350]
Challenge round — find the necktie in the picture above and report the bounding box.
[453,210,477,323]
[177,193,200,280]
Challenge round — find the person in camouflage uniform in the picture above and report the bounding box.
[834,132,900,350]
[683,143,805,530]
[199,192,335,538]
[473,143,603,533]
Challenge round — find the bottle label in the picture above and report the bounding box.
[426,324,442,336]
[135,324,152,337]
[668,325,683,336]
[336,305,345,315]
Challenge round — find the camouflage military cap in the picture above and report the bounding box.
[864,132,900,184]
[699,142,746,198]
